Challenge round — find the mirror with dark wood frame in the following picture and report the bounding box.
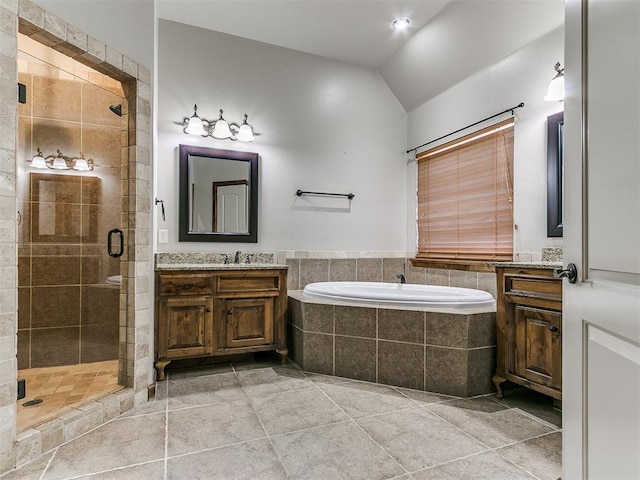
[547,111,564,237]
[179,144,258,242]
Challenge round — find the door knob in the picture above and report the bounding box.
[554,263,577,283]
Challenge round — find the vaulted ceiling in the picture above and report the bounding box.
[156,0,564,111]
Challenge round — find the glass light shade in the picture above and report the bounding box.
[51,156,69,170]
[31,153,47,169]
[185,115,206,135]
[237,123,255,142]
[212,119,232,139]
[73,158,91,171]
[544,74,565,101]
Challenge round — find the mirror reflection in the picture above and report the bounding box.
[546,111,564,237]
[179,145,258,242]
[189,156,249,233]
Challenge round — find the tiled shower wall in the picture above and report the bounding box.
[2,1,153,473]
[277,251,498,298]
[16,61,123,369]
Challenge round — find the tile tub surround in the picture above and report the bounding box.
[277,251,499,299]
[288,292,497,397]
[3,358,562,480]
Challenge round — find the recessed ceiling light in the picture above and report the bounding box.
[390,17,411,32]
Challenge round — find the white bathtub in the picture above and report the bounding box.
[302,281,495,309]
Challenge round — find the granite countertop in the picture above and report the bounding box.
[156,263,288,271]
[490,261,562,270]
[154,252,285,271]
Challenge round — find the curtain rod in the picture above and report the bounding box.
[406,102,525,155]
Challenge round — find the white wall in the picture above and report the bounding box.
[406,26,565,259]
[157,20,408,255]
[32,0,154,68]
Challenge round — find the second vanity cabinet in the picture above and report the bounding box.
[492,265,563,401]
[155,266,287,380]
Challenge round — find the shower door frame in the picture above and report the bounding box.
[0,0,153,473]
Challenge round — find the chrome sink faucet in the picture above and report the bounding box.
[396,273,406,284]
[234,250,241,264]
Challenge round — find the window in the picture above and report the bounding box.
[415,118,514,266]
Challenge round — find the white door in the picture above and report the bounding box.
[214,182,248,233]
[564,1,640,478]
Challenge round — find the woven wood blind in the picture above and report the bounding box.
[416,118,514,262]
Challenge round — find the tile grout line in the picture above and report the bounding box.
[48,459,167,480]
[494,429,562,451]
[491,430,563,480]
[164,372,170,480]
[235,368,293,479]
[509,406,563,431]
[37,446,57,480]
[407,450,496,476]
[305,371,410,476]
[420,402,559,477]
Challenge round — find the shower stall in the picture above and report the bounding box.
[16,34,126,431]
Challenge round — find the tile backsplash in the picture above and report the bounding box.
[542,247,563,262]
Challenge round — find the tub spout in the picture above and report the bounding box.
[396,274,406,284]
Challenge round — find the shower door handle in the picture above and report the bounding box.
[107,228,124,258]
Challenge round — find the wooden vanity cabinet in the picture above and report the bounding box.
[493,266,562,401]
[155,268,287,380]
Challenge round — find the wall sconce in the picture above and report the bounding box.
[182,104,256,142]
[29,148,94,171]
[544,61,565,102]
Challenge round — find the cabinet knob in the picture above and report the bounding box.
[549,325,559,333]
[205,307,211,313]
[227,309,233,315]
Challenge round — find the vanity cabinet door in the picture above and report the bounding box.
[513,306,562,392]
[159,295,213,359]
[223,297,274,349]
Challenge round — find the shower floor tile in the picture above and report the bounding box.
[17,360,121,432]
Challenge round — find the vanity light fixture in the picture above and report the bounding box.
[544,61,565,102]
[182,104,256,142]
[391,16,411,31]
[28,148,94,171]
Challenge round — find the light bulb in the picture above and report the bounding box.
[391,17,411,31]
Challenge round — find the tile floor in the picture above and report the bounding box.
[17,360,121,432]
[3,357,562,479]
